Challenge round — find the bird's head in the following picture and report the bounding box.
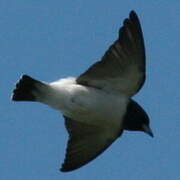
[123,99,153,137]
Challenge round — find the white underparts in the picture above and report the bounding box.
[35,77,129,131]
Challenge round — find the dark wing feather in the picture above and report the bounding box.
[60,116,122,172]
[77,11,145,96]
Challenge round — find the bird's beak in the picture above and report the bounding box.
[142,124,154,137]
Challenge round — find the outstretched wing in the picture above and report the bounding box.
[77,11,146,96]
[60,116,122,172]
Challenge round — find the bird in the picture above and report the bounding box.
[12,10,153,172]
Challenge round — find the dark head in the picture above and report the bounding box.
[123,100,153,137]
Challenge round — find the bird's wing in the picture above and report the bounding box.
[61,116,122,172]
[76,11,145,96]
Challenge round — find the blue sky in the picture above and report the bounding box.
[1,1,180,179]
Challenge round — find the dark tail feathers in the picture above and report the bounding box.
[12,75,44,101]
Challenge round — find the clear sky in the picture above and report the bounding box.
[1,1,180,180]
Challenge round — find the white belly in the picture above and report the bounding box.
[44,77,129,128]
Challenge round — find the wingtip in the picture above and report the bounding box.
[60,167,67,172]
[130,10,137,17]
[60,161,76,172]
[60,165,76,172]
[130,11,140,23]
[122,10,138,26]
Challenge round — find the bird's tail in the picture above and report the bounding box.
[12,75,47,102]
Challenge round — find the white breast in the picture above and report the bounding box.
[44,77,129,129]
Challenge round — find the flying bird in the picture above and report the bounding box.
[12,10,153,172]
